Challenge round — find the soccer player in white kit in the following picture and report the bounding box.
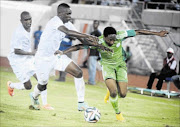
[7,11,53,110]
[30,3,99,110]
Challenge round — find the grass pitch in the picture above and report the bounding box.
[0,67,179,127]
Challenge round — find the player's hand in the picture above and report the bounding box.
[86,35,99,45]
[54,50,63,55]
[158,30,169,37]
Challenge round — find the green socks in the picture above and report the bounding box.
[110,95,120,114]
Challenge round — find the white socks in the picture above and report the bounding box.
[10,82,25,90]
[32,85,41,99]
[33,85,48,105]
[74,77,85,102]
[41,90,47,105]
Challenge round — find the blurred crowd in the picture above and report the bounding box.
[78,0,180,11]
[11,0,180,11]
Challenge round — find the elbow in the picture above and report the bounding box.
[14,49,20,54]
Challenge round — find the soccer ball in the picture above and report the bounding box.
[84,107,101,123]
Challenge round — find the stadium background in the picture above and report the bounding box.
[0,0,180,92]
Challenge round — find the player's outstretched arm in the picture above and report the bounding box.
[76,38,113,52]
[54,44,87,55]
[76,37,98,46]
[14,49,36,55]
[55,44,113,55]
[58,26,99,43]
[135,30,169,37]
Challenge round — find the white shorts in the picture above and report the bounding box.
[8,57,35,83]
[35,54,72,85]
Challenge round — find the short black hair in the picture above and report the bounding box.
[57,3,70,13]
[20,11,30,19]
[103,27,116,37]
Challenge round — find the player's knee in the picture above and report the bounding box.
[120,93,127,98]
[110,92,117,98]
[24,81,32,90]
[37,84,47,91]
[24,84,32,90]
[76,69,83,78]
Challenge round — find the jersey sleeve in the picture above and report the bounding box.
[89,46,97,50]
[68,22,78,31]
[127,30,136,37]
[116,30,136,39]
[53,17,64,30]
[13,40,22,49]
[98,35,104,44]
[13,31,23,50]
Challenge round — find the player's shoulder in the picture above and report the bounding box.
[65,21,77,31]
[117,30,127,34]
[98,35,104,44]
[51,16,60,21]
[15,24,27,36]
[16,24,23,32]
[46,16,64,29]
[49,16,63,24]
[64,21,73,28]
[116,30,136,39]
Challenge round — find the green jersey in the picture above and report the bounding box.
[97,30,136,67]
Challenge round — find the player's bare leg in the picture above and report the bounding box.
[105,79,124,121]
[65,61,88,111]
[117,82,127,98]
[65,61,83,78]
[115,82,128,121]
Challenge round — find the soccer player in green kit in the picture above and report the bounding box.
[58,26,169,122]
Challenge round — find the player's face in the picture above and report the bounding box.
[21,14,32,30]
[104,34,116,46]
[61,8,72,23]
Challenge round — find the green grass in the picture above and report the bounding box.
[0,67,180,127]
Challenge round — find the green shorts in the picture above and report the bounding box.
[102,64,127,82]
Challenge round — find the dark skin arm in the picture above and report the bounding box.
[54,44,85,55]
[14,49,35,55]
[76,38,111,51]
[58,26,99,43]
[135,30,169,37]
[63,44,86,54]
[54,44,113,55]
[68,36,76,41]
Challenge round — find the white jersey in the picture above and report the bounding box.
[36,16,77,57]
[8,24,34,82]
[8,24,32,63]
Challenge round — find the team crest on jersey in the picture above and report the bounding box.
[116,43,120,47]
